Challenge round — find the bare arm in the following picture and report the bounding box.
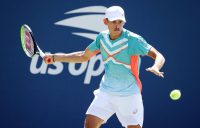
[146,47,165,77]
[43,49,100,64]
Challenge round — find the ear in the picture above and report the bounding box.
[103,18,108,25]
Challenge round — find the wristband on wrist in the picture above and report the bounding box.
[52,55,55,62]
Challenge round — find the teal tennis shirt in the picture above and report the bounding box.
[87,29,152,96]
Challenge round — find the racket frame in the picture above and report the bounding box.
[20,24,45,58]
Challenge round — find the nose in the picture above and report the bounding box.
[116,24,121,30]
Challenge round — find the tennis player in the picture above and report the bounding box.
[44,6,165,128]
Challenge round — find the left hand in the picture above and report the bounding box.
[146,66,164,78]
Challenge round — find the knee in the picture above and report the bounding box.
[84,119,98,128]
[84,115,103,128]
[127,124,141,128]
[84,119,92,128]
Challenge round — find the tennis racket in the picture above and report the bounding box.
[20,24,51,62]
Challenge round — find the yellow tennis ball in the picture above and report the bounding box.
[170,89,181,100]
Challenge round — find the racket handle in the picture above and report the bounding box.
[37,46,45,58]
[39,51,45,58]
[36,46,52,63]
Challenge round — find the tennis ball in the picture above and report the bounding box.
[170,89,181,100]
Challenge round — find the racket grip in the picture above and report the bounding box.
[37,45,45,58]
[39,51,45,58]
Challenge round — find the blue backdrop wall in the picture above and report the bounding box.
[1,0,199,128]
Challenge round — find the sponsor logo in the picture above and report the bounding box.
[132,109,138,114]
[30,6,107,84]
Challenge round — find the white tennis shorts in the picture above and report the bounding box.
[86,89,144,128]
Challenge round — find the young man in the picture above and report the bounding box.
[44,6,165,128]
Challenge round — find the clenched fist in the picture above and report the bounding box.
[43,54,54,64]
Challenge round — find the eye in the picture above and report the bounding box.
[112,21,117,24]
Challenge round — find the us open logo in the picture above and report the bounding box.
[30,6,107,84]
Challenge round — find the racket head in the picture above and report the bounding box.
[20,24,36,57]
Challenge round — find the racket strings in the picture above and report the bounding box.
[24,30,34,56]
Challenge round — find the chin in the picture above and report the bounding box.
[114,31,122,35]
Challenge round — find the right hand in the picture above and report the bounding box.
[43,54,54,64]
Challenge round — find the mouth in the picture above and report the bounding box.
[114,28,120,31]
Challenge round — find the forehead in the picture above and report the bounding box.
[108,19,124,23]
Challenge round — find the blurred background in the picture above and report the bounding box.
[0,0,199,128]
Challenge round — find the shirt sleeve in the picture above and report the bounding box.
[86,34,101,52]
[129,36,152,56]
